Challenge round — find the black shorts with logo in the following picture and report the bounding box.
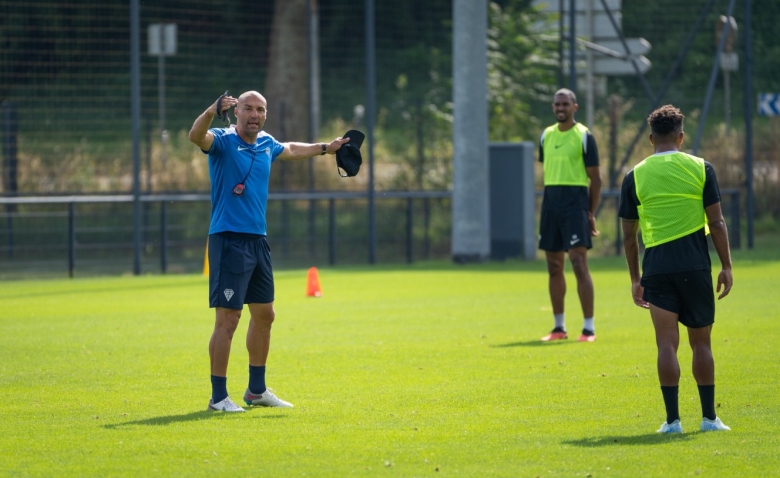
[538,208,592,252]
[641,270,714,328]
[208,232,274,309]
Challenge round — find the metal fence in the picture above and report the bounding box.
[0,188,741,279]
[0,1,774,278]
[0,191,454,278]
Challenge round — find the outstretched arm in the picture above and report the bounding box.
[621,218,649,308]
[705,201,733,299]
[278,137,351,161]
[188,94,237,151]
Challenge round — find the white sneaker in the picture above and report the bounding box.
[657,419,683,433]
[700,417,730,431]
[243,388,294,408]
[207,396,245,412]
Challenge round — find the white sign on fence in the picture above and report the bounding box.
[148,23,177,56]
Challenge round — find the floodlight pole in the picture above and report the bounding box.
[158,47,165,139]
[558,0,564,88]
[692,0,737,155]
[585,0,594,129]
[568,0,576,92]
[366,0,377,264]
[452,0,489,263]
[130,0,141,275]
[743,0,754,248]
[306,0,318,260]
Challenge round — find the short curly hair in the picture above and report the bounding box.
[554,88,577,103]
[647,105,684,139]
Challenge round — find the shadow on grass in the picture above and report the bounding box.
[563,433,695,447]
[103,410,288,429]
[0,277,206,300]
[490,340,577,348]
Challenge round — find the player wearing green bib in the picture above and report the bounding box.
[538,89,602,343]
[619,105,733,433]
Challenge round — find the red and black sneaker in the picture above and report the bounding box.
[578,329,596,342]
[541,327,568,342]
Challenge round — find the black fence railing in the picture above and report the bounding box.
[0,188,740,279]
[0,191,454,278]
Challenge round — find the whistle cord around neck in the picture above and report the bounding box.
[233,147,257,196]
[238,148,257,186]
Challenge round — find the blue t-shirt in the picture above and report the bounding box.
[205,127,285,235]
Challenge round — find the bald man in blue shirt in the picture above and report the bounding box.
[189,91,349,412]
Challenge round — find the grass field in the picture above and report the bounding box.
[1,250,778,477]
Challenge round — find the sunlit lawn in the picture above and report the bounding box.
[1,248,778,476]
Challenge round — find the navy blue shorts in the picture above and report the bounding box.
[641,270,715,329]
[208,232,274,309]
[538,208,592,252]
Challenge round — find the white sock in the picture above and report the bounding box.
[583,317,594,333]
[554,313,565,330]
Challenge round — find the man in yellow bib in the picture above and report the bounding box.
[538,89,602,342]
[619,105,733,433]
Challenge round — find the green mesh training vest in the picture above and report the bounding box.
[542,122,590,187]
[634,151,709,248]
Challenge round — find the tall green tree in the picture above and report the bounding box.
[263,0,314,143]
[487,0,558,142]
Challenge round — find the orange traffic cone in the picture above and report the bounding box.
[306,267,322,297]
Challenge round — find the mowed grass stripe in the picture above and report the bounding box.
[0,258,778,476]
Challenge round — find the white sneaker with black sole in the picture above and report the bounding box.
[208,396,245,412]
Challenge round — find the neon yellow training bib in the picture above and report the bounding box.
[634,151,709,248]
[541,123,590,187]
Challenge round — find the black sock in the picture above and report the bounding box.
[248,365,267,395]
[660,386,679,424]
[698,385,716,420]
[211,375,228,404]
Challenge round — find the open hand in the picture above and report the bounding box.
[716,269,733,299]
[589,212,600,237]
[632,281,649,308]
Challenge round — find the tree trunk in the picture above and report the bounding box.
[263,0,314,144]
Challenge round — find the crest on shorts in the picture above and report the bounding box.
[224,289,234,301]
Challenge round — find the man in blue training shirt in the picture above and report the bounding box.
[189,91,349,412]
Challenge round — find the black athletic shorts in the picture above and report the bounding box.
[641,270,715,328]
[538,208,592,252]
[208,232,274,309]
